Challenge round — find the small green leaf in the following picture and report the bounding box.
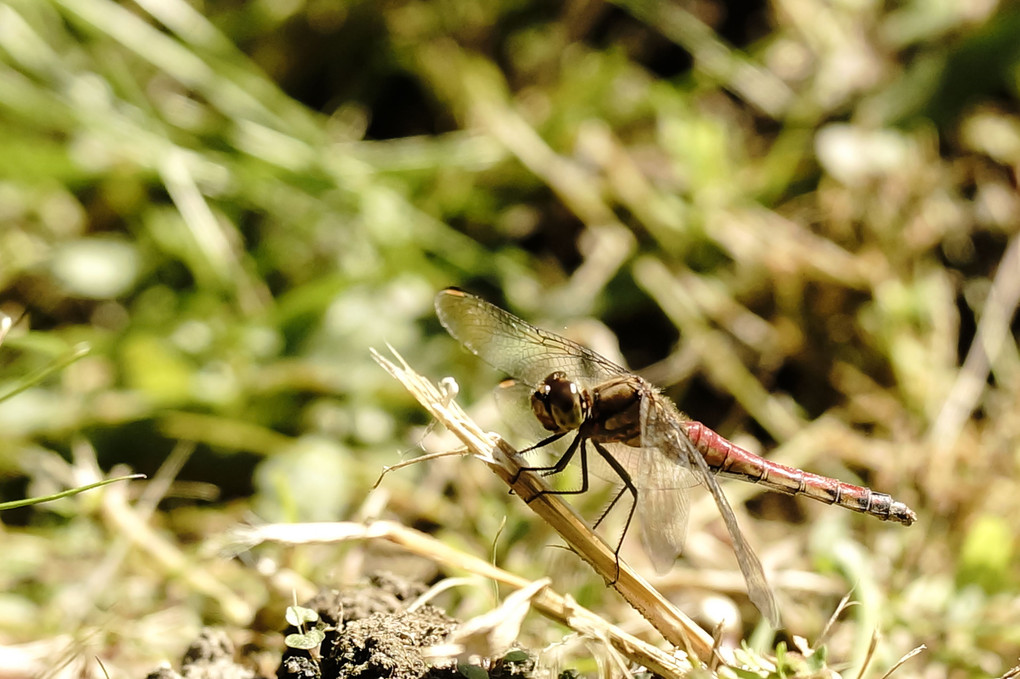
[286,605,320,627]
[775,640,788,679]
[729,670,766,679]
[501,649,530,663]
[808,644,828,670]
[0,474,146,511]
[457,663,488,679]
[285,628,326,650]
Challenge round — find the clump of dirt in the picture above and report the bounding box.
[279,573,460,679]
[146,573,536,679]
[145,628,258,679]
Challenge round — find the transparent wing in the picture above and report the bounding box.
[631,446,694,574]
[436,288,627,388]
[594,443,700,490]
[644,397,781,627]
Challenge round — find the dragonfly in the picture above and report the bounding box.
[435,288,917,627]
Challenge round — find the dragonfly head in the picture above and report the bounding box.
[531,371,587,433]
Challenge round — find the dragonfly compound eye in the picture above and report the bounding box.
[531,371,584,433]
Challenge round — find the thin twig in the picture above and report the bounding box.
[877,644,926,679]
[372,448,471,489]
[815,591,857,648]
[708,619,726,673]
[854,629,880,679]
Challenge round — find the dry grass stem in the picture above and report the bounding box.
[815,591,857,648]
[929,232,1020,453]
[854,629,881,679]
[877,645,927,679]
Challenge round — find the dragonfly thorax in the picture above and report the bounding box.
[531,371,589,434]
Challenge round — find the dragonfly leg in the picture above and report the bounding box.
[591,441,639,584]
[521,437,595,501]
[510,431,579,485]
[594,485,630,531]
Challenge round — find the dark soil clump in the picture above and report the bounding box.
[279,573,459,679]
[147,573,536,679]
[145,628,258,679]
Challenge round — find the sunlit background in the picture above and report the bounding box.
[0,0,1018,677]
